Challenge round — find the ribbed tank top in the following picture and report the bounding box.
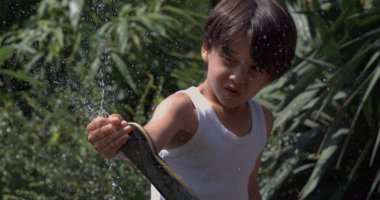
[151,86,268,200]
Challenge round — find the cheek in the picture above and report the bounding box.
[248,77,266,91]
[209,64,226,80]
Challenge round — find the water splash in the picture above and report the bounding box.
[97,68,109,117]
[104,159,124,200]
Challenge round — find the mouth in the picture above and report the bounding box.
[224,86,241,97]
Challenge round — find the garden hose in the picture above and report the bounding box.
[119,122,198,200]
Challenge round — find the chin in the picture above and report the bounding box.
[218,96,242,108]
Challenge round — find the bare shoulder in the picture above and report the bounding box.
[152,92,196,123]
[145,91,198,151]
[260,105,274,138]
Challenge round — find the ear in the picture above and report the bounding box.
[201,45,209,63]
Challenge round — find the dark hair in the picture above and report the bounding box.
[203,0,297,80]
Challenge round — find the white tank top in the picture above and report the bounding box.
[151,86,268,200]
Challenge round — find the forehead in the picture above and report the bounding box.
[229,36,250,54]
[221,34,253,61]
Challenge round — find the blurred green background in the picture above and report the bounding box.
[0,0,379,199]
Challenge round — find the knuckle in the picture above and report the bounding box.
[86,124,91,131]
[94,143,102,151]
[109,125,117,133]
[110,114,121,118]
[100,124,110,134]
[87,135,93,143]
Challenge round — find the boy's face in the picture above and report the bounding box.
[202,36,271,108]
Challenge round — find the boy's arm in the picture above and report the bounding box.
[143,92,197,152]
[248,106,274,200]
[87,92,196,159]
[248,152,263,200]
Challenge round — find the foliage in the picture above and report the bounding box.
[0,0,204,199]
[257,0,380,199]
[1,0,379,199]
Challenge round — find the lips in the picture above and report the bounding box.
[224,85,241,97]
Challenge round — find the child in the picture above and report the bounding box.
[87,0,296,199]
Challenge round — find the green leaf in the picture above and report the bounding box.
[299,128,349,199]
[370,126,380,167]
[13,43,37,54]
[337,65,380,167]
[117,18,129,52]
[275,85,319,128]
[348,138,374,180]
[98,22,113,36]
[365,167,380,200]
[163,6,205,24]
[340,27,380,49]
[322,37,340,61]
[119,4,133,16]
[48,129,60,146]
[315,41,372,118]
[90,57,101,75]
[55,27,64,48]
[110,53,136,91]
[0,69,43,86]
[0,45,14,66]
[24,53,43,72]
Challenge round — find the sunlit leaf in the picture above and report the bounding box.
[69,0,84,29]
[48,129,60,146]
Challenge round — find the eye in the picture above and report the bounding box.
[221,55,236,67]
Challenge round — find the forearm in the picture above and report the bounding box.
[248,179,262,200]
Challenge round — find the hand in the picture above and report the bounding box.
[87,114,133,159]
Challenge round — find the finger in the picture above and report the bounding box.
[111,133,129,150]
[87,117,108,131]
[88,128,101,144]
[109,115,122,126]
[93,128,127,151]
[100,124,118,138]
[101,134,129,159]
[123,125,133,133]
[117,152,131,163]
[88,123,117,144]
[109,114,121,119]
[121,120,129,127]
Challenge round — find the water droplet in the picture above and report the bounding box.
[294,149,299,154]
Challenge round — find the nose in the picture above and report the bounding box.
[229,65,248,84]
